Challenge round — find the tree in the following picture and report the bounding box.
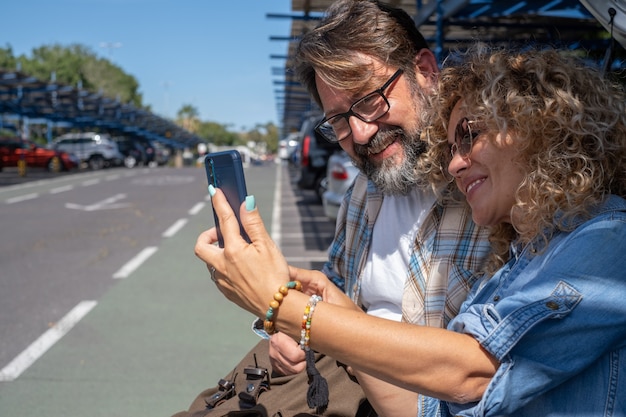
[241,122,279,154]
[0,43,283,150]
[196,121,241,147]
[262,122,280,154]
[0,45,17,70]
[0,43,143,107]
[176,104,200,133]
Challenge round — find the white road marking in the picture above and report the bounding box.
[49,185,74,194]
[112,246,158,279]
[81,179,100,186]
[188,202,205,216]
[0,300,97,382]
[271,166,282,247]
[5,193,39,204]
[162,218,188,238]
[131,175,194,186]
[65,193,129,211]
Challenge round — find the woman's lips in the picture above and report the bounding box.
[466,177,486,194]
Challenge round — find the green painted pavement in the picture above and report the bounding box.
[0,163,279,416]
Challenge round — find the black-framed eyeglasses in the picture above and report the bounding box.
[315,68,404,143]
[451,117,482,159]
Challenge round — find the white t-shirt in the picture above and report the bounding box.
[360,188,436,321]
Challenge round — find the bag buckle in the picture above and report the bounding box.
[238,366,270,408]
[205,378,236,409]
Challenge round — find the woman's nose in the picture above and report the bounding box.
[448,152,471,177]
[349,116,379,145]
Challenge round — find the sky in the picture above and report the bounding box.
[1,0,293,131]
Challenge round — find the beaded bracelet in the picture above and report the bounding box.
[300,294,323,351]
[263,280,302,335]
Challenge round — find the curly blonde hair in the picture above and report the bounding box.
[424,44,626,271]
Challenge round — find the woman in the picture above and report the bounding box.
[424,44,626,415]
[196,45,626,416]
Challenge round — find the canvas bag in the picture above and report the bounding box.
[171,339,374,417]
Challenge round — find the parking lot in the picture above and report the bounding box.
[0,161,336,416]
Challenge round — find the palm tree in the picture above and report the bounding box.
[176,104,200,133]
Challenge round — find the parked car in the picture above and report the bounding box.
[295,115,342,201]
[322,150,360,222]
[133,137,158,167]
[151,141,171,166]
[0,137,79,172]
[111,136,148,168]
[278,132,300,162]
[51,132,123,170]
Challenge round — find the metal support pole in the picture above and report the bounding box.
[436,0,444,63]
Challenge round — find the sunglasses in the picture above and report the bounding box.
[451,117,482,158]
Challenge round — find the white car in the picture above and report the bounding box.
[278,132,300,161]
[322,150,359,222]
[52,132,123,170]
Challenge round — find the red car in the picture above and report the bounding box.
[0,137,79,172]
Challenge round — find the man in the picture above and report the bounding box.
[176,1,490,416]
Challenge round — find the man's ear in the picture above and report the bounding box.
[412,49,438,88]
[414,48,439,77]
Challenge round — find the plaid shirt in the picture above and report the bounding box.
[321,172,491,328]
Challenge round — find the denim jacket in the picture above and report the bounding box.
[447,195,626,417]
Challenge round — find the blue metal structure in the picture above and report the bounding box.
[0,68,202,148]
[2,1,618,144]
[268,0,620,136]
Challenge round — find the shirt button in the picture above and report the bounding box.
[546,301,559,310]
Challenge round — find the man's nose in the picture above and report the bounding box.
[349,116,378,145]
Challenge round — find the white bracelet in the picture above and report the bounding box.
[300,294,323,351]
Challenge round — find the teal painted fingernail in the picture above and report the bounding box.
[245,195,256,211]
[208,184,216,196]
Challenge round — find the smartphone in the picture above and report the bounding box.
[204,150,251,247]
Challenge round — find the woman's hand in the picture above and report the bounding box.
[194,187,290,318]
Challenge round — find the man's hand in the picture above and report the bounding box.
[269,332,306,376]
[288,266,359,311]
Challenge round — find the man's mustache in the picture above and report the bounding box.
[354,128,404,158]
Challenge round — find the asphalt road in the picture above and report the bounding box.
[0,161,335,416]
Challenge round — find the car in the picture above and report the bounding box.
[278,132,300,162]
[0,137,79,172]
[322,150,359,222]
[133,137,160,167]
[151,141,171,166]
[111,136,148,168]
[51,132,123,170]
[295,115,342,201]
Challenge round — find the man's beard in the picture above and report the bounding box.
[351,125,428,195]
